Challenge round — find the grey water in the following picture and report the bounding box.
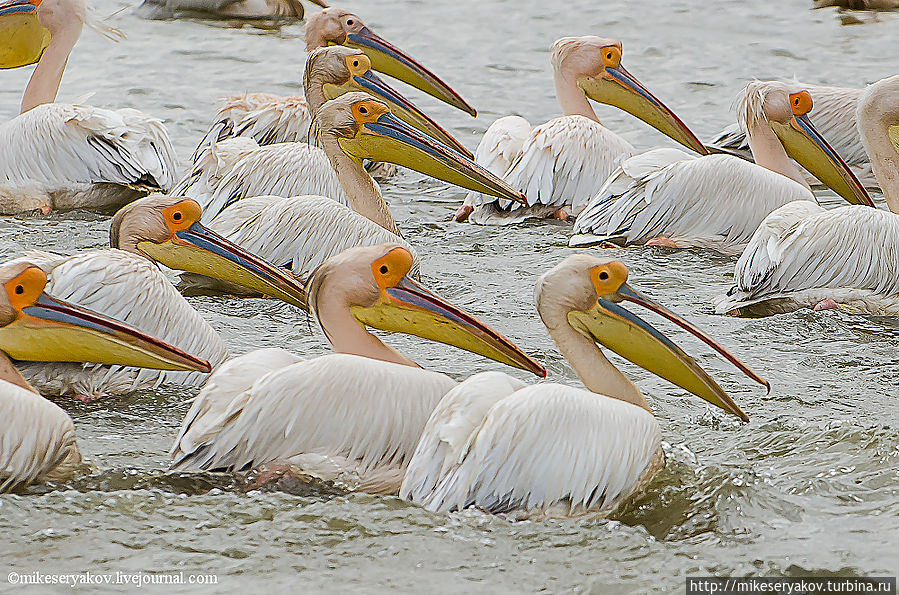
[1,0,897,591]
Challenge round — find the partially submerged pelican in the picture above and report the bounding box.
[170,243,545,494]
[175,93,524,299]
[194,7,474,157]
[455,36,708,224]
[0,0,178,214]
[0,261,211,491]
[716,76,899,316]
[571,83,873,253]
[10,194,307,399]
[181,46,473,220]
[139,0,327,21]
[709,80,878,190]
[400,255,766,519]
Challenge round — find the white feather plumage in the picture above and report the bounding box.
[571,149,814,252]
[0,103,178,213]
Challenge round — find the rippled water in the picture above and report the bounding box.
[2,0,898,590]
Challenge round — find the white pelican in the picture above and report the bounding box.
[10,194,308,400]
[0,0,178,214]
[709,80,878,189]
[180,47,481,224]
[571,82,873,253]
[813,0,899,10]
[715,76,899,317]
[139,0,327,21]
[194,7,475,159]
[400,255,767,519]
[455,36,708,224]
[0,260,211,491]
[175,93,524,301]
[170,243,545,494]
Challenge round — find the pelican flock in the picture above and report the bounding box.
[0,0,895,554]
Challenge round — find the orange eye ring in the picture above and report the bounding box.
[345,53,371,76]
[352,100,390,124]
[589,261,629,297]
[4,266,47,312]
[371,247,415,290]
[601,44,622,69]
[789,90,813,117]
[162,199,202,232]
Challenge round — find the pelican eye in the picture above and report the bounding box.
[379,265,388,274]
[606,52,612,60]
[599,271,609,280]
[346,19,354,25]
[353,59,359,67]
[14,285,24,295]
[173,211,182,222]
[359,106,368,114]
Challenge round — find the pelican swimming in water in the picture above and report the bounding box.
[175,93,524,297]
[139,0,327,21]
[400,255,767,519]
[0,0,177,214]
[170,243,545,494]
[0,261,211,491]
[455,36,708,224]
[709,80,879,189]
[180,46,473,221]
[194,7,475,159]
[571,83,873,253]
[9,194,307,400]
[715,76,899,317]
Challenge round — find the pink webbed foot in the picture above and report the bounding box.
[453,204,473,223]
[40,206,52,215]
[813,298,842,312]
[646,236,680,248]
[74,393,100,403]
[245,464,295,491]
[551,207,571,222]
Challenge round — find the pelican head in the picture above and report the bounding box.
[538,254,770,421]
[304,46,471,157]
[0,261,211,371]
[556,36,708,155]
[110,195,308,309]
[315,93,526,203]
[308,243,545,376]
[741,81,873,206]
[304,7,476,116]
[858,75,899,205]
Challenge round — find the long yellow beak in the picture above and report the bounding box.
[351,274,545,377]
[578,63,709,155]
[323,59,472,158]
[135,222,308,310]
[0,0,49,70]
[569,283,768,421]
[340,25,476,117]
[336,104,526,204]
[771,91,873,206]
[0,268,211,372]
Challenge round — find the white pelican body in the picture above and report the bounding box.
[571,82,873,252]
[0,377,80,491]
[10,249,227,398]
[710,82,876,188]
[179,195,418,295]
[716,76,899,317]
[0,0,177,215]
[139,0,326,21]
[570,148,812,253]
[458,36,709,225]
[0,261,212,491]
[401,256,764,518]
[170,243,545,493]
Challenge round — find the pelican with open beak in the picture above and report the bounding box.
[401,255,767,518]
[0,260,211,491]
[456,36,707,224]
[170,243,544,495]
[572,81,873,252]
